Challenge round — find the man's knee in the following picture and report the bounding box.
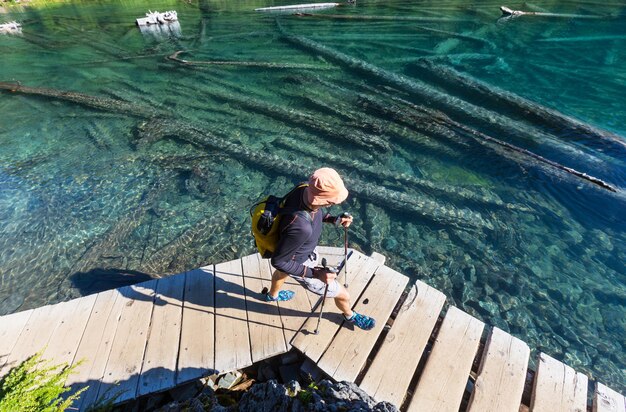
[335,286,350,301]
[272,270,289,281]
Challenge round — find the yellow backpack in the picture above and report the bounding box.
[250,184,311,258]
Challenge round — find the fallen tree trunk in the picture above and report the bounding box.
[275,23,619,193]
[500,6,605,19]
[135,118,493,230]
[167,50,331,69]
[412,59,626,152]
[203,86,391,152]
[0,81,162,118]
[274,136,534,212]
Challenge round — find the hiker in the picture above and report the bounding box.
[265,167,376,331]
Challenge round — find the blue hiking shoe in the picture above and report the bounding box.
[344,311,376,331]
[265,290,295,302]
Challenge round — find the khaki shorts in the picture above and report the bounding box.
[294,249,341,298]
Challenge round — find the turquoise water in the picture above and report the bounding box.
[1,0,625,391]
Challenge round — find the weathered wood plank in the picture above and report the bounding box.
[467,327,529,412]
[242,253,288,363]
[317,264,409,382]
[360,281,446,406]
[0,309,33,372]
[369,251,386,265]
[530,352,588,412]
[65,289,125,412]
[215,258,252,373]
[42,294,97,370]
[272,262,315,343]
[594,382,626,412]
[316,245,345,265]
[177,267,216,385]
[138,275,185,396]
[407,306,484,412]
[0,301,71,377]
[97,280,157,404]
[291,251,382,363]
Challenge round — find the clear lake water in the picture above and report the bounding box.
[0,0,625,392]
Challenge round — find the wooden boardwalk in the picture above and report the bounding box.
[0,247,624,411]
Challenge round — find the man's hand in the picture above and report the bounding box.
[334,212,353,228]
[312,266,337,284]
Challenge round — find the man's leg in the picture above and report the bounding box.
[300,278,376,331]
[333,285,353,317]
[268,269,289,297]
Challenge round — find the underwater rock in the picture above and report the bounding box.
[600,304,626,337]
[478,299,500,317]
[591,229,614,252]
[505,309,532,331]
[495,294,520,312]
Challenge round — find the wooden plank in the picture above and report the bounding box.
[467,327,530,412]
[43,294,98,368]
[530,352,588,412]
[177,267,215,385]
[317,264,409,382]
[0,309,33,372]
[138,275,185,396]
[370,251,386,264]
[273,262,315,343]
[316,245,346,266]
[64,289,125,412]
[97,280,157,404]
[291,251,382,363]
[360,281,446,406]
[242,253,288,363]
[0,301,71,377]
[407,306,484,412]
[214,258,252,373]
[594,382,626,412]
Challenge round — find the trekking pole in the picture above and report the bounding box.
[313,258,336,335]
[341,212,351,288]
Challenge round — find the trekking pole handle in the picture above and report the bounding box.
[321,258,338,273]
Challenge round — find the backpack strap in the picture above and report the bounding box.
[278,183,312,223]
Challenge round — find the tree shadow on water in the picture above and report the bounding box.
[70,268,157,296]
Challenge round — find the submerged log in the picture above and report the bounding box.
[500,6,604,19]
[135,119,493,230]
[275,24,620,193]
[274,136,532,212]
[412,60,626,152]
[167,50,331,69]
[68,180,164,276]
[393,96,620,193]
[0,81,162,118]
[277,20,601,169]
[203,86,391,152]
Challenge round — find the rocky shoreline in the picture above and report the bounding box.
[113,351,398,412]
[156,380,398,412]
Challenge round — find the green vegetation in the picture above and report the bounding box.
[297,381,319,405]
[0,352,86,412]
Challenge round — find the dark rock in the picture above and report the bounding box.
[238,379,292,412]
[168,381,200,402]
[237,379,400,412]
[257,361,277,382]
[188,398,206,412]
[279,364,301,384]
[155,401,181,412]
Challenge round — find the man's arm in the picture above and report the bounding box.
[271,214,313,277]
